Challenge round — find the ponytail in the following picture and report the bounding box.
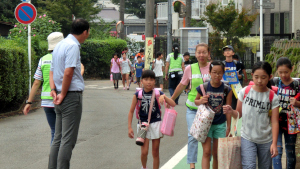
[173,43,179,60]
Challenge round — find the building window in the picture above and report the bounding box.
[222,0,229,5]
[284,13,289,34]
[274,13,280,34]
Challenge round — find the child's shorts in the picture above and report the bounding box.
[137,121,163,140]
[155,76,163,86]
[112,73,121,80]
[207,122,226,139]
[137,77,141,82]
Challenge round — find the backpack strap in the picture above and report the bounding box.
[224,84,229,97]
[154,89,161,111]
[243,85,252,99]
[293,79,299,94]
[269,90,275,107]
[135,90,143,119]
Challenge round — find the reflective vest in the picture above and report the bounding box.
[168,53,183,73]
[41,54,53,100]
[186,63,204,110]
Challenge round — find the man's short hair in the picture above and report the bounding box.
[70,18,90,35]
[140,49,144,53]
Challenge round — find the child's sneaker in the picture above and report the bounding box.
[141,167,147,169]
[134,81,137,84]
[127,86,129,90]
[123,87,126,90]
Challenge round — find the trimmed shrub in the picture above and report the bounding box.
[0,40,29,111]
[81,38,127,78]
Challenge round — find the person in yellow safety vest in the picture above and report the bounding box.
[23,32,64,145]
[164,43,185,105]
[170,43,211,169]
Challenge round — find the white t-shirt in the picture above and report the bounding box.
[153,59,164,77]
[120,58,132,73]
[238,87,279,144]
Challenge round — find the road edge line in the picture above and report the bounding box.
[160,144,187,169]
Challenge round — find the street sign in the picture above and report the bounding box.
[116,21,124,33]
[255,1,275,9]
[21,0,30,2]
[15,3,37,24]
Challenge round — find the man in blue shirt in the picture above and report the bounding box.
[49,18,90,169]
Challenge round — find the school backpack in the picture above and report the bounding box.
[272,77,299,94]
[135,89,161,119]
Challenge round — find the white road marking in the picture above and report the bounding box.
[160,145,187,169]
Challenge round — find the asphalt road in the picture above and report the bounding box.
[0,80,189,169]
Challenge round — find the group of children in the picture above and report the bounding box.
[127,42,299,169]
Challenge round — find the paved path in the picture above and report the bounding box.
[0,80,287,169]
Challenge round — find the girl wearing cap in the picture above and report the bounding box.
[23,32,64,145]
[165,43,185,104]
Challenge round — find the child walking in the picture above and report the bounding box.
[120,51,132,90]
[223,61,279,169]
[271,57,300,169]
[152,51,165,90]
[128,70,176,169]
[194,60,233,169]
[135,56,144,87]
[110,53,121,89]
[222,45,242,110]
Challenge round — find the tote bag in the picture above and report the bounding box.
[160,101,178,136]
[218,113,242,169]
[189,84,215,143]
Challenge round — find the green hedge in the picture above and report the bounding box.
[0,40,29,111]
[0,38,46,112]
[81,38,127,78]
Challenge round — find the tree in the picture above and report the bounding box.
[202,1,258,58]
[111,0,166,19]
[36,0,101,35]
[190,19,206,27]
[202,1,258,44]
[0,0,22,22]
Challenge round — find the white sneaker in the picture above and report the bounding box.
[141,167,147,169]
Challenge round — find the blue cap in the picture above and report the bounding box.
[222,45,234,52]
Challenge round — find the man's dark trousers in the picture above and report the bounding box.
[48,92,82,169]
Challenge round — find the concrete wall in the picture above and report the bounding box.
[294,0,300,38]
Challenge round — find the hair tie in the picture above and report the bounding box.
[211,64,214,67]
[175,47,178,50]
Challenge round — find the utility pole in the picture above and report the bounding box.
[144,0,155,70]
[119,0,125,39]
[186,0,191,27]
[145,0,154,37]
[167,0,172,54]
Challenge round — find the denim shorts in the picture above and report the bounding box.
[207,122,226,139]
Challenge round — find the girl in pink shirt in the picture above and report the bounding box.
[171,43,211,169]
[110,53,121,89]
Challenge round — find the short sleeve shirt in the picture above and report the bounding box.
[50,34,84,91]
[180,63,211,86]
[135,90,164,123]
[196,82,232,124]
[135,62,144,78]
[111,58,120,73]
[120,58,132,73]
[272,79,300,130]
[238,87,280,144]
[166,53,184,63]
[34,57,54,107]
[153,59,164,77]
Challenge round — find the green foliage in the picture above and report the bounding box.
[8,14,61,41]
[89,16,116,40]
[0,0,22,23]
[203,1,258,44]
[0,39,29,111]
[36,0,101,35]
[111,0,166,19]
[174,1,181,13]
[208,32,225,60]
[81,39,127,78]
[190,19,206,27]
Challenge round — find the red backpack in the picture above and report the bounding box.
[135,89,161,119]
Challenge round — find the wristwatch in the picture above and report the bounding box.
[26,100,32,104]
[51,88,57,92]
